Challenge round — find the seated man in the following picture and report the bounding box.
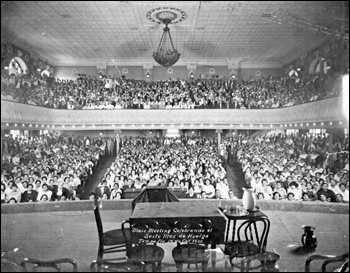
[317,182,336,202]
[212,189,222,199]
[95,180,111,200]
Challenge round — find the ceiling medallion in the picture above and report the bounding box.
[146,7,187,24]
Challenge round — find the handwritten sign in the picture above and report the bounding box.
[131,224,215,244]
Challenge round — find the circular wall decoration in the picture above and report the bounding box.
[167,68,174,74]
[49,67,54,73]
[146,7,187,24]
[24,55,30,62]
[209,68,215,74]
[122,68,129,74]
[38,61,43,68]
[324,45,330,54]
[308,54,313,61]
[72,68,79,74]
[255,70,261,77]
[7,45,13,54]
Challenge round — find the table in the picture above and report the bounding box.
[219,207,270,258]
[123,188,187,199]
[130,202,227,271]
[219,207,269,243]
[130,202,226,245]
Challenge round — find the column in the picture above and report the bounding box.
[1,129,3,172]
[216,129,223,152]
[329,133,333,153]
[143,63,153,81]
[115,130,121,156]
[187,63,197,79]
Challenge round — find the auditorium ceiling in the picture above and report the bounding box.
[1,1,348,67]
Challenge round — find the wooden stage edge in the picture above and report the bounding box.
[1,199,349,215]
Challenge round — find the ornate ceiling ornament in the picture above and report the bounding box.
[146,7,187,25]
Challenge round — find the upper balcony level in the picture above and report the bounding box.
[1,97,348,130]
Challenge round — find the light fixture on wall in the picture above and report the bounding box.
[190,71,194,78]
[231,73,236,79]
[146,70,150,78]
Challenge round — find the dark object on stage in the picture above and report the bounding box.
[20,257,78,272]
[131,186,179,212]
[302,225,318,250]
[124,187,186,199]
[305,252,349,272]
[122,220,165,272]
[93,200,128,262]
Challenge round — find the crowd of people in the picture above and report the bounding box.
[2,131,349,204]
[238,132,349,203]
[93,136,237,200]
[1,133,115,203]
[1,69,342,110]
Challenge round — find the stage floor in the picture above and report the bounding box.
[1,209,349,272]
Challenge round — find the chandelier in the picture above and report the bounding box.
[153,17,181,67]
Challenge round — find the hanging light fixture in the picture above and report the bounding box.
[153,13,181,67]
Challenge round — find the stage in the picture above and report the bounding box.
[1,199,349,272]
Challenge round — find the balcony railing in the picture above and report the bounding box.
[1,97,347,130]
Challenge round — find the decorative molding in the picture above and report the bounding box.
[1,98,346,129]
[143,63,154,70]
[227,63,238,70]
[209,68,216,74]
[186,63,197,70]
[146,7,187,25]
[97,63,106,70]
[7,45,13,55]
[51,58,283,68]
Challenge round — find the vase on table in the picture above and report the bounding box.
[242,187,256,211]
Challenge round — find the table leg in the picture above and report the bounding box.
[232,220,237,242]
[226,220,231,243]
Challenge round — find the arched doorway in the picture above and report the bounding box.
[8,57,28,75]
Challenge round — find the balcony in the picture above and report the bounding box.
[1,97,348,130]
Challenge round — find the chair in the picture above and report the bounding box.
[93,200,128,262]
[224,217,270,270]
[20,258,78,272]
[122,220,165,272]
[236,251,280,272]
[90,259,132,272]
[171,220,212,272]
[305,252,349,272]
